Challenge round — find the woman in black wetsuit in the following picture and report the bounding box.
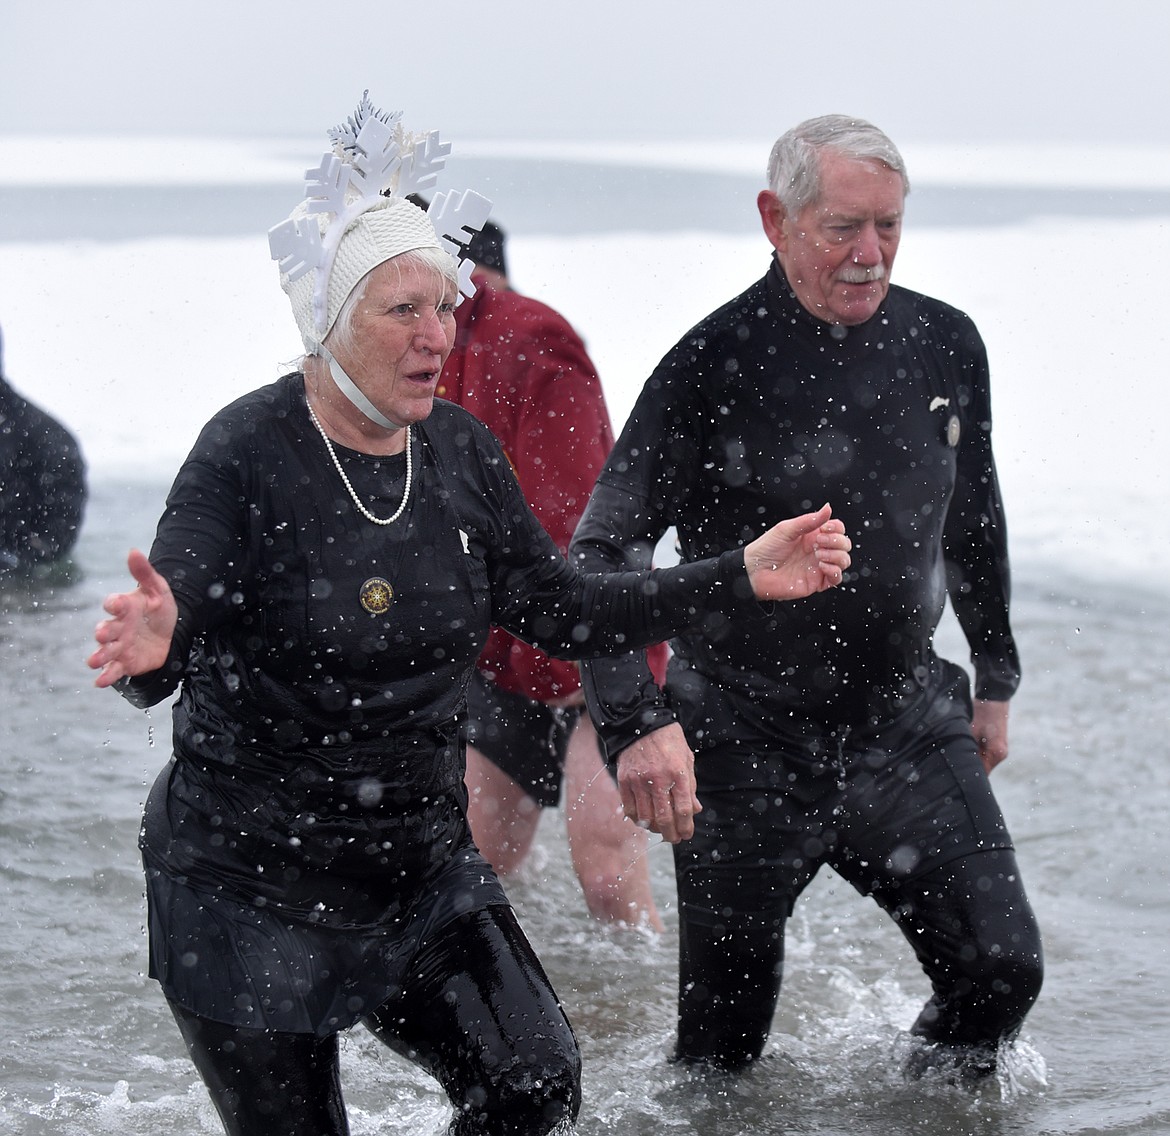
[86,94,852,1136]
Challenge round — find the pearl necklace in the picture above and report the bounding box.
[306,401,412,526]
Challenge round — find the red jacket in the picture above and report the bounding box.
[440,280,664,702]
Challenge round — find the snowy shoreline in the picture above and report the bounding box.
[2,143,1167,592]
[4,135,1170,189]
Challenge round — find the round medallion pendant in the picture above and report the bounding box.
[359,576,394,615]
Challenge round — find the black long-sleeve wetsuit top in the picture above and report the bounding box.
[123,374,756,736]
[119,374,759,1014]
[572,260,1020,761]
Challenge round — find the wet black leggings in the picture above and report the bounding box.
[169,905,581,1136]
[674,847,1043,1070]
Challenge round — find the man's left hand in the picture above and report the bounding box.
[972,699,1010,773]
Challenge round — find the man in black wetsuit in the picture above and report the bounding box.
[0,324,87,574]
[570,115,1042,1078]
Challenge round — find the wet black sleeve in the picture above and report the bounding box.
[478,414,758,662]
[116,427,253,709]
[568,354,709,760]
[942,321,1021,701]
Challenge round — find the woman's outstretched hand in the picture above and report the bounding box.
[744,505,851,601]
[87,549,178,687]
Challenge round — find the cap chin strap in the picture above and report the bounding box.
[319,345,406,431]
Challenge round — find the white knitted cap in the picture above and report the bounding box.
[281,195,445,351]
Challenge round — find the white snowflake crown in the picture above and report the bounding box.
[268,91,492,338]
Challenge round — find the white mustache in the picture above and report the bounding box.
[838,264,887,284]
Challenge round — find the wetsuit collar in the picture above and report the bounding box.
[765,257,888,357]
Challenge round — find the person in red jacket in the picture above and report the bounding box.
[438,218,665,930]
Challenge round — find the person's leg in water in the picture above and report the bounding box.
[364,903,581,1135]
[564,716,663,930]
[169,1001,349,1136]
[464,673,562,874]
[870,848,1043,1080]
[831,706,1044,1082]
[466,672,662,930]
[672,758,820,1069]
[464,743,543,873]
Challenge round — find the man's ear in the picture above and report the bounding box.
[757,189,788,254]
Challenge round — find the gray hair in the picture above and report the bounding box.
[766,114,910,214]
[320,246,459,361]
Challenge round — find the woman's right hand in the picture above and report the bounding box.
[88,549,178,687]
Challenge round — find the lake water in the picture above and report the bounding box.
[1,142,1168,1134]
